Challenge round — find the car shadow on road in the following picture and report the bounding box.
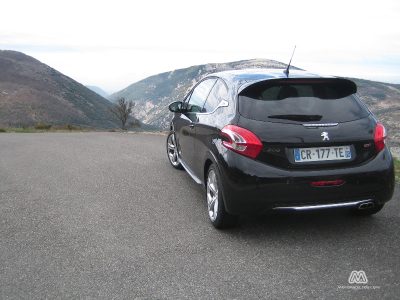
[224,209,390,242]
[232,187,399,240]
[177,165,397,241]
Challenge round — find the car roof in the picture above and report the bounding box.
[205,68,340,94]
[208,68,332,84]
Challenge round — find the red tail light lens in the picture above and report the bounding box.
[374,123,386,153]
[221,125,263,159]
[310,179,345,187]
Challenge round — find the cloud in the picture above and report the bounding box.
[1,0,399,92]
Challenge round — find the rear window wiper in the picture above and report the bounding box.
[268,114,323,122]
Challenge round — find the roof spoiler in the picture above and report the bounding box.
[238,78,357,96]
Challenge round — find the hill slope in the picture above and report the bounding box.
[0,50,118,128]
[111,60,400,146]
[109,59,295,128]
[348,78,400,146]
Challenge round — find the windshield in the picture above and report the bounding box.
[238,79,368,124]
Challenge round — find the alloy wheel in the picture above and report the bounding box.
[207,169,219,222]
[167,133,179,166]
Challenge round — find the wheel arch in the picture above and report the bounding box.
[204,158,213,188]
[202,150,231,210]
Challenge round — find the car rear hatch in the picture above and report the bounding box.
[237,78,377,170]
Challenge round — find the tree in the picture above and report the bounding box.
[110,97,135,130]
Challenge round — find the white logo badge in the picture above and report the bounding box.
[321,132,329,141]
[348,270,368,284]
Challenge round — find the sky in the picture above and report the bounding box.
[1,0,399,93]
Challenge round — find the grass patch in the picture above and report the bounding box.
[9,127,39,133]
[394,158,400,183]
[34,122,52,130]
[0,124,89,133]
[53,124,82,131]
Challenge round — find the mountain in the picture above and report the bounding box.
[0,50,118,128]
[86,85,109,98]
[110,59,298,129]
[348,78,400,146]
[110,59,400,146]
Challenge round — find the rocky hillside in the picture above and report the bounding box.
[349,78,400,146]
[0,50,118,128]
[109,59,295,128]
[110,59,400,146]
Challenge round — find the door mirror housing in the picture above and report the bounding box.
[168,101,183,113]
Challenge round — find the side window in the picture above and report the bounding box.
[186,79,216,113]
[202,79,228,113]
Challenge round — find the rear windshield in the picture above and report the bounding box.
[239,79,368,123]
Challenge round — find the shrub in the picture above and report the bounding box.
[55,124,81,130]
[128,119,141,128]
[66,124,79,130]
[34,122,52,130]
[0,128,6,132]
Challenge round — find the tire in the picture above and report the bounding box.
[351,203,384,216]
[166,132,183,170]
[206,164,237,228]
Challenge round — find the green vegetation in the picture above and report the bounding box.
[53,124,82,131]
[395,158,400,183]
[0,123,142,133]
[0,124,90,133]
[34,122,52,130]
[8,127,38,133]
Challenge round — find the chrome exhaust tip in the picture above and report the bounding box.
[358,202,375,210]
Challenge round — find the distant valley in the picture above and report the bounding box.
[86,85,109,98]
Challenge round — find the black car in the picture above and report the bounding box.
[166,69,395,228]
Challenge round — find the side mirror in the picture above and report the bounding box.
[168,101,183,113]
[218,100,229,109]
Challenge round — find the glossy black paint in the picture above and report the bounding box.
[217,147,394,214]
[237,114,377,170]
[168,101,183,113]
[169,69,395,215]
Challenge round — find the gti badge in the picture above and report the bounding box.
[321,132,329,141]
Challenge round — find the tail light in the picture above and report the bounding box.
[374,123,386,153]
[221,125,263,159]
[310,179,345,187]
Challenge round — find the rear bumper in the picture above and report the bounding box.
[217,147,395,215]
[273,199,374,211]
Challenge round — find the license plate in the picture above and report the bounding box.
[294,146,351,162]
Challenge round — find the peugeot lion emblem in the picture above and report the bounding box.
[321,132,329,141]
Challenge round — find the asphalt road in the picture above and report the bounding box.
[1,132,399,299]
